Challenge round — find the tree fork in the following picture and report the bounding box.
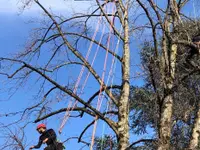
[158,1,179,148]
[158,44,178,150]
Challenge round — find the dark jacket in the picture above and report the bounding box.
[34,129,57,149]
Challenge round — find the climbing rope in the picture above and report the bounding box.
[59,23,107,134]
[100,24,123,150]
[90,1,116,149]
[59,8,105,133]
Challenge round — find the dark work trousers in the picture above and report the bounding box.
[44,142,64,150]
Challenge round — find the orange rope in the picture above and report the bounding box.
[59,23,106,131]
[100,14,123,149]
[59,11,104,133]
[90,2,116,149]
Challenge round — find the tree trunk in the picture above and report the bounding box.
[157,0,179,146]
[188,103,200,150]
[158,44,177,150]
[118,6,130,150]
[158,91,173,150]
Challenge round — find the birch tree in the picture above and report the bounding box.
[0,0,200,149]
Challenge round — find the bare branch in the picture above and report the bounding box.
[43,32,122,62]
[34,0,118,106]
[62,136,90,146]
[0,57,118,134]
[78,120,95,143]
[136,0,159,58]
[34,107,117,123]
[126,138,155,150]
[95,0,124,41]
[80,85,121,117]
[0,65,26,78]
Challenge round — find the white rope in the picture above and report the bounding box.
[100,24,123,150]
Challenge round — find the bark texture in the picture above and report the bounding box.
[158,43,178,150]
[118,5,130,150]
[188,103,200,150]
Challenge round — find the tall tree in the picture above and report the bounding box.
[0,0,131,149]
[135,0,200,149]
[0,0,199,149]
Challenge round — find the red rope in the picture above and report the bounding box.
[59,11,104,133]
[59,23,106,132]
[90,2,116,149]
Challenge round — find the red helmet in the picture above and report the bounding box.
[36,124,46,130]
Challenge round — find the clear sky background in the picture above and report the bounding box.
[0,0,199,150]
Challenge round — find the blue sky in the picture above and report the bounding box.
[0,1,96,150]
[0,0,198,150]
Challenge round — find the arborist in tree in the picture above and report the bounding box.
[192,34,200,45]
[29,124,64,150]
[186,34,200,63]
[190,34,200,57]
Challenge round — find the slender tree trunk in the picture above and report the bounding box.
[188,102,200,150]
[157,1,180,148]
[118,6,130,150]
[158,90,173,150]
[158,44,177,150]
